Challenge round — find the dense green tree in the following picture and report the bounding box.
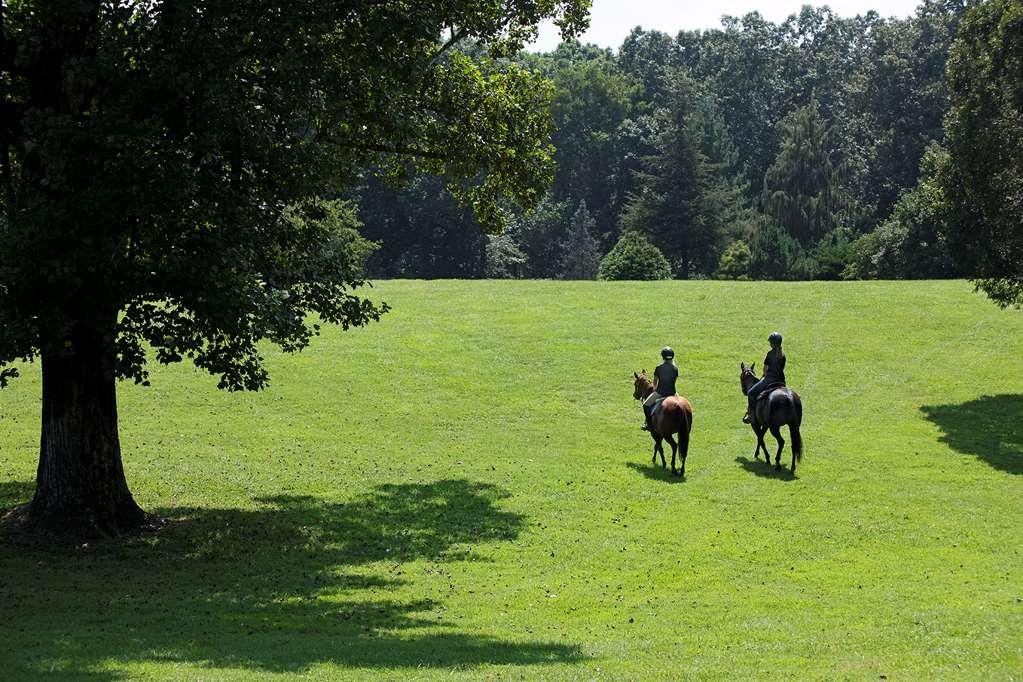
[941,0,1023,307]
[763,101,847,247]
[559,200,600,279]
[749,221,807,280]
[620,71,737,278]
[676,13,787,192]
[355,174,487,278]
[0,0,588,533]
[617,28,678,102]
[597,232,670,281]
[507,194,571,278]
[715,240,752,280]
[850,145,955,279]
[544,46,643,246]
[845,1,968,226]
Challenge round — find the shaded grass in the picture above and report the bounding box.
[921,394,1023,475]
[1,279,1021,679]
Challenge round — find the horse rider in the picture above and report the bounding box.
[641,346,679,431]
[743,331,786,424]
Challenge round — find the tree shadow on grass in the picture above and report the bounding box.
[0,478,585,679]
[0,479,35,508]
[735,456,798,481]
[920,394,1023,475]
[625,461,686,483]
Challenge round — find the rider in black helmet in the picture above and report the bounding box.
[642,346,679,431]
[743,331,786,424]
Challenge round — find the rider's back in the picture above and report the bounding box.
[763,347,786,385]
[654,361,678,396]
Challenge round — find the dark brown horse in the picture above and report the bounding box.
[632,371,693,477]
[740,362,803,473]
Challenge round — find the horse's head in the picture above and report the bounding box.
[633,370,653,400]
[740,362,759,395]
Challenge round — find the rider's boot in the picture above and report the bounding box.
[641,404,653,431]
[742,408,752,424]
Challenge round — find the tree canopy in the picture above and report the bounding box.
[0,0,589,532]
[352,2,971,284]
[941,0,1023,307]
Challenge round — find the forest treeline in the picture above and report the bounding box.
[353,1,970,282]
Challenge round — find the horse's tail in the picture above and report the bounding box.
[676,400,691,451]
[790,394,803,462]
[676,403,689,434]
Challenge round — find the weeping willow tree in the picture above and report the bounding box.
[763,100,847,247]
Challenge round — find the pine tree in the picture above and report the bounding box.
[763,100,846,247]
[559,200,601,279]
[620,71,735,278]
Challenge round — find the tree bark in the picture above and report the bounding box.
[28,324,145,535]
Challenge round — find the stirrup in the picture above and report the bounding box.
[742,412,752,424]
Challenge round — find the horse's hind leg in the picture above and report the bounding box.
[665,434,678,475]
[677,428,689,478]
[769,425,785,470]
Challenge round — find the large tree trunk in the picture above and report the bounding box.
[28,324,145,535]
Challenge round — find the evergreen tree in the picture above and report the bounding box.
[620,71,734,278]
[763,100,847,247]
[750,221,807,280]
[559,201,601,279]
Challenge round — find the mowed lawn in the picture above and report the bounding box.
[0,280,1021,680]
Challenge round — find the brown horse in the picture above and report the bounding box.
[739,362,803,473]
[632,371,693,477]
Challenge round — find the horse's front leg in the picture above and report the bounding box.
[769,425,785,471]
[752,424,767,460]
[655,437,666,468]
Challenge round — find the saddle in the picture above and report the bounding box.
[650,397,665,416]
[754,382,786,402]
[650,394,677,416]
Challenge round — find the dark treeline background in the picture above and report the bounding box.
[354,2,969,280]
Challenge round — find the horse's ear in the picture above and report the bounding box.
[633,371,638,379]
[740,362,746,370]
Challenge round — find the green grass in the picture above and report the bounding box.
[1,279,1021,680]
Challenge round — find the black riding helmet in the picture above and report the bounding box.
[661,346,674,360]
[768,331,783,346]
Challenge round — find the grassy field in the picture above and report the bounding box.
[0,279,1021,680]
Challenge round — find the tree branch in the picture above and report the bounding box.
[432,26,469,64]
